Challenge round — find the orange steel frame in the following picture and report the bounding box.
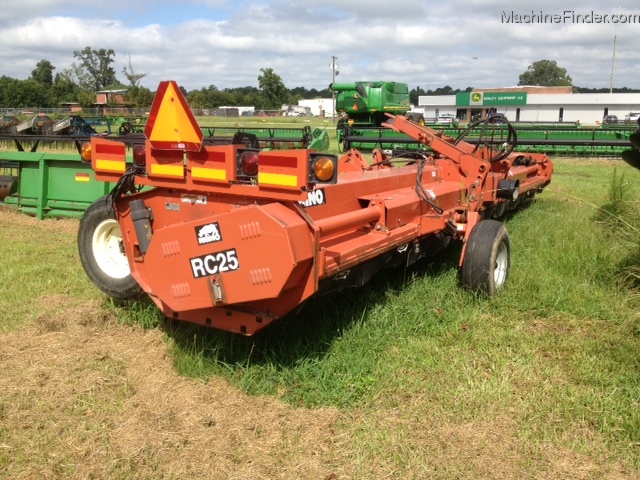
[91,115,553,335]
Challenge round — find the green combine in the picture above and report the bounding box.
[331,81,423,151]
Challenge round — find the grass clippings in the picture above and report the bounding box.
[0,300,345,480]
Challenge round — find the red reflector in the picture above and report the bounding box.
[95,143,126,155]
[259,155,298,168]
[133,145,146,166]
[240,151,259,176]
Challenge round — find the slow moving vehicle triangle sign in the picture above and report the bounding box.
[144,80,203,152]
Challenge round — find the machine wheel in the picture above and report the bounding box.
[461,220,510,296]
[404,112,425,125]
[119,122,132,135]
[78,196,141,300]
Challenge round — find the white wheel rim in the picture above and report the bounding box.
[494,241,509,288]
[92,219,130,279]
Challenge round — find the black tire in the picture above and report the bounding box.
[404,112,425,125]
[78,196,141,300]
[461,220,510,296]
[119,122,132,135]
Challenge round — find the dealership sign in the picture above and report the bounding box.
[457,92,527,106]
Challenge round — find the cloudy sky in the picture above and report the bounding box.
[0,0,638,92]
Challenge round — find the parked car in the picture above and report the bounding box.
[436,113,456,124]
[487,112,507,121]
[603,115,618,124]
[625,112,640,124]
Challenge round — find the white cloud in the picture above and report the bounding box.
[0,0,638,91]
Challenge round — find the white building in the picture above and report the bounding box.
[298,98,335,117]
[418,86,640,125]
[217,106,255,117]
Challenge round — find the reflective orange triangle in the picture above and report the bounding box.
[145,81,203,151]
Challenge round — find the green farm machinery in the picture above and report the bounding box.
[331,80,637,157]
[331,81,423,151]
[448,122,636,157]
[338,114,637,157]
[621,119,640,170]
[0,116,331,219]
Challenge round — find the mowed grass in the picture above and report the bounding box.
[1,156,639,477]
[162,157,640,473]
[0,212,97,331]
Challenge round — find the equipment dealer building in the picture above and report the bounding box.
[418,86,640,125]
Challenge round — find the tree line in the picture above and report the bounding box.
[1,52,638,110]
[0,47,335,110]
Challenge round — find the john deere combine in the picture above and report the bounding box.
[331,81,424,151]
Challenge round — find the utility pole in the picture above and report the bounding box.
[610,0,619,94]
[610,32,617,94]
[331,56,339,121]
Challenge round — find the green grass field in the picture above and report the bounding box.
[1,156,639,478]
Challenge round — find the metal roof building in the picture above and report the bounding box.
[418,87,640,125]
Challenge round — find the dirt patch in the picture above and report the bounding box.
[0,300,345,479]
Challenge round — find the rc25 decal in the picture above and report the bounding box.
[190,249,239,278]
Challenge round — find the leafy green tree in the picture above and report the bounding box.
[51,72,81,105]
[72,46,118,91]
[186,85,222,109]
[0,76,16,107]
[59,65,92,93]
[204,85,227,107]
[186,85,264,110]
[124,85,155,107]
[226,86,263,108]
[433,85,455,95]
[186,89,209,109]
[289,86,326,99]
[0,77,51,107]
[76,90,97,109]
[31,60,55,86]
[574,86,640,93]
[518,59,572,86]
[410,86,427,105]
[258,68,291,109]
